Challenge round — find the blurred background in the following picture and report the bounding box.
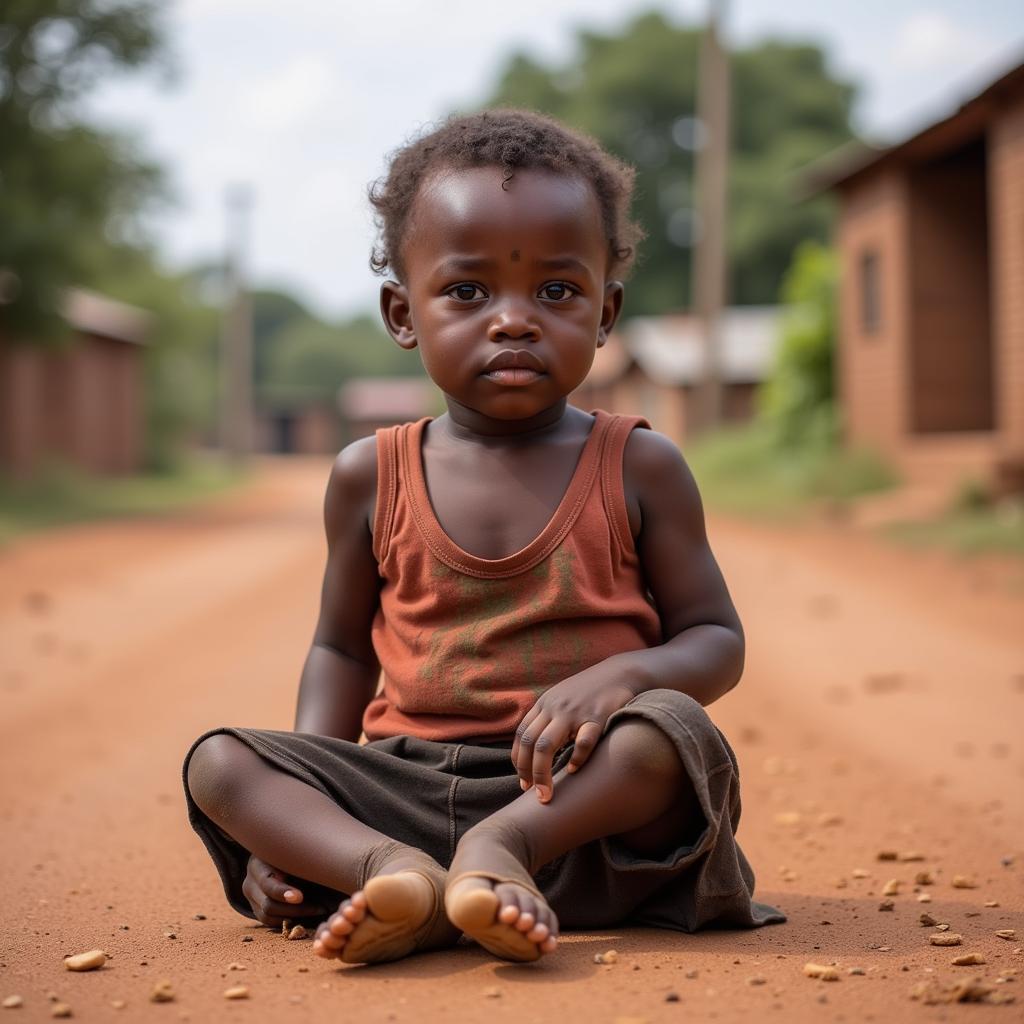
[1,0,1022,550]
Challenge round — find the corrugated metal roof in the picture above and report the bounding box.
[626,306,780,385]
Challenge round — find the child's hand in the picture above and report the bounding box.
[511,669,640,804]
[241,854,328,927]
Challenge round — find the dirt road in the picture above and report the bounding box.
[1,457,1021,1022]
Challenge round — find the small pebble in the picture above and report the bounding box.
[51,1005,72,1019]
[984,900,1000,908]
[193,914,206,921]
[594,950,618,964]
[929,933,963,946]
[747,976,767,986]
[63,950,107,972]
[882,879,900,896]
[224,986,249,1000]
[111,1001,126,1010]
[951,875,977,889]
[951,954,986,967]
[3,996,23,1009]
[226,963,247,971]
[287,925,308,941]
[852,868,870,879]
[847,967,866,976]
[483,987,501,999]
[665,992,681,1002]
[920,912,937,926]
[995,930,1016,940]
[150,981,175,1004]
[877,850,898,861]
[899,851,925,862]
[917,892,932,903]
[164,932,176,940]
[685,969,698,979]
[914,871,934,885]
[878,899,895,912]
[803,963,840,981]
[241,936,253,943]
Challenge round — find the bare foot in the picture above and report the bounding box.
[445,823,558,962]
[313,850,458,964]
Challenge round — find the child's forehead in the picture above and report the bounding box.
[408,165,606,255]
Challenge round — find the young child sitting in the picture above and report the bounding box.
[183,109,784,965]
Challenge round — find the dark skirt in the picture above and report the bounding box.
[182,688,785,933]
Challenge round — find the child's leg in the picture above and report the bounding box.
[186,734,459,962]
[446,716,697,960]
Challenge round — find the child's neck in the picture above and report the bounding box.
[439,398,580,444]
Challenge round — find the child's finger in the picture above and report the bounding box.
[511,705,543,769]
[258,865,305,904]
[514,710,552,788]
[565,721,603,774]
[531,718,571,803]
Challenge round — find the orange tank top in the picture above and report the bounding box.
[364,410,663,743]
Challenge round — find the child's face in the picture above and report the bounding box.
[380,165,623,425]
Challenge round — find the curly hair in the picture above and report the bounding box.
[368,109,644,281]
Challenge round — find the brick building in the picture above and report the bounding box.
[811,61,1024,492]
[0,289,151,478]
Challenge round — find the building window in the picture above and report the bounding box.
[861,249,881,335]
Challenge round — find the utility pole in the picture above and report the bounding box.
[691,0,731,433]
[220,184,254,461]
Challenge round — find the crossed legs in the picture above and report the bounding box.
[186,716,698,964]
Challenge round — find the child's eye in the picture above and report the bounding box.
[447,283,486,302]
[538,282,576,301]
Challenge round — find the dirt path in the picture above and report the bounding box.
[1,457,1020,1022]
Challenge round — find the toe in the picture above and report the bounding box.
[540,935,558,954]
[329,915,355,936]
[342,901,365,923]
[526,922,549,943]
[514,911,535,933]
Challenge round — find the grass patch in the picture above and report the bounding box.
[0,454,247,543]
[685,422,898,521]
[884,500,1024,557]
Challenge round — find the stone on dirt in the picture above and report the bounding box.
[3,995,23,1009]
[803,963,840,981]
[882,879,901,896]
[63,950,107,972]
[951,954,986,966]
[50,1004,72,1019]
[287,925,308,940]
[995,930,1015,940]
[224,986,250,1000]
[929,933,963,946]
[149,981,175,1003]
[594,950,619,964]
[951,875,978,888]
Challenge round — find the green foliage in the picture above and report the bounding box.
[758,241,838,448]
[482,10,856,315]
[686,421,897,521]
[0,453,243,543]
[259,311,422,407]
[0,1,170,339]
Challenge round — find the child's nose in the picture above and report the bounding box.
[487,304,540,342]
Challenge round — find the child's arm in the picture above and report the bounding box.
[293,437,382,740]
[511,429,743,801]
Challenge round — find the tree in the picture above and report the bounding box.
[0,1,170,339]
[758,241,838,449]
[481,11,855,315]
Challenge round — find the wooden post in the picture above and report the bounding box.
[220,184,254,460]
[692,0,731,433]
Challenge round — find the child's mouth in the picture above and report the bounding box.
[483,367,543,386]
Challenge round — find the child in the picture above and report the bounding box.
[183,109,784,965]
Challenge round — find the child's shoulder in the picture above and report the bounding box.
[325,434,379,533]
[621,425,705,530]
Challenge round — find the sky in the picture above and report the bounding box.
[87,0,1024,321]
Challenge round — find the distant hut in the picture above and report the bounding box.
[338,377,439,442]
[0,289,151,478]
[573,307,780,446]
[807,60,1024,494]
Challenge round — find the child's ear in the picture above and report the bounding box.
[597,281,624,348]
[380,281,417,350]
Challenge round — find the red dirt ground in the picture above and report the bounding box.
[1,456,1021,1022]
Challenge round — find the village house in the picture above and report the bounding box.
[808,60,1024,495]
[572,307,780,446]
[0,289,151,478]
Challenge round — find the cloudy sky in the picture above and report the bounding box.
[88,0,1024,320]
